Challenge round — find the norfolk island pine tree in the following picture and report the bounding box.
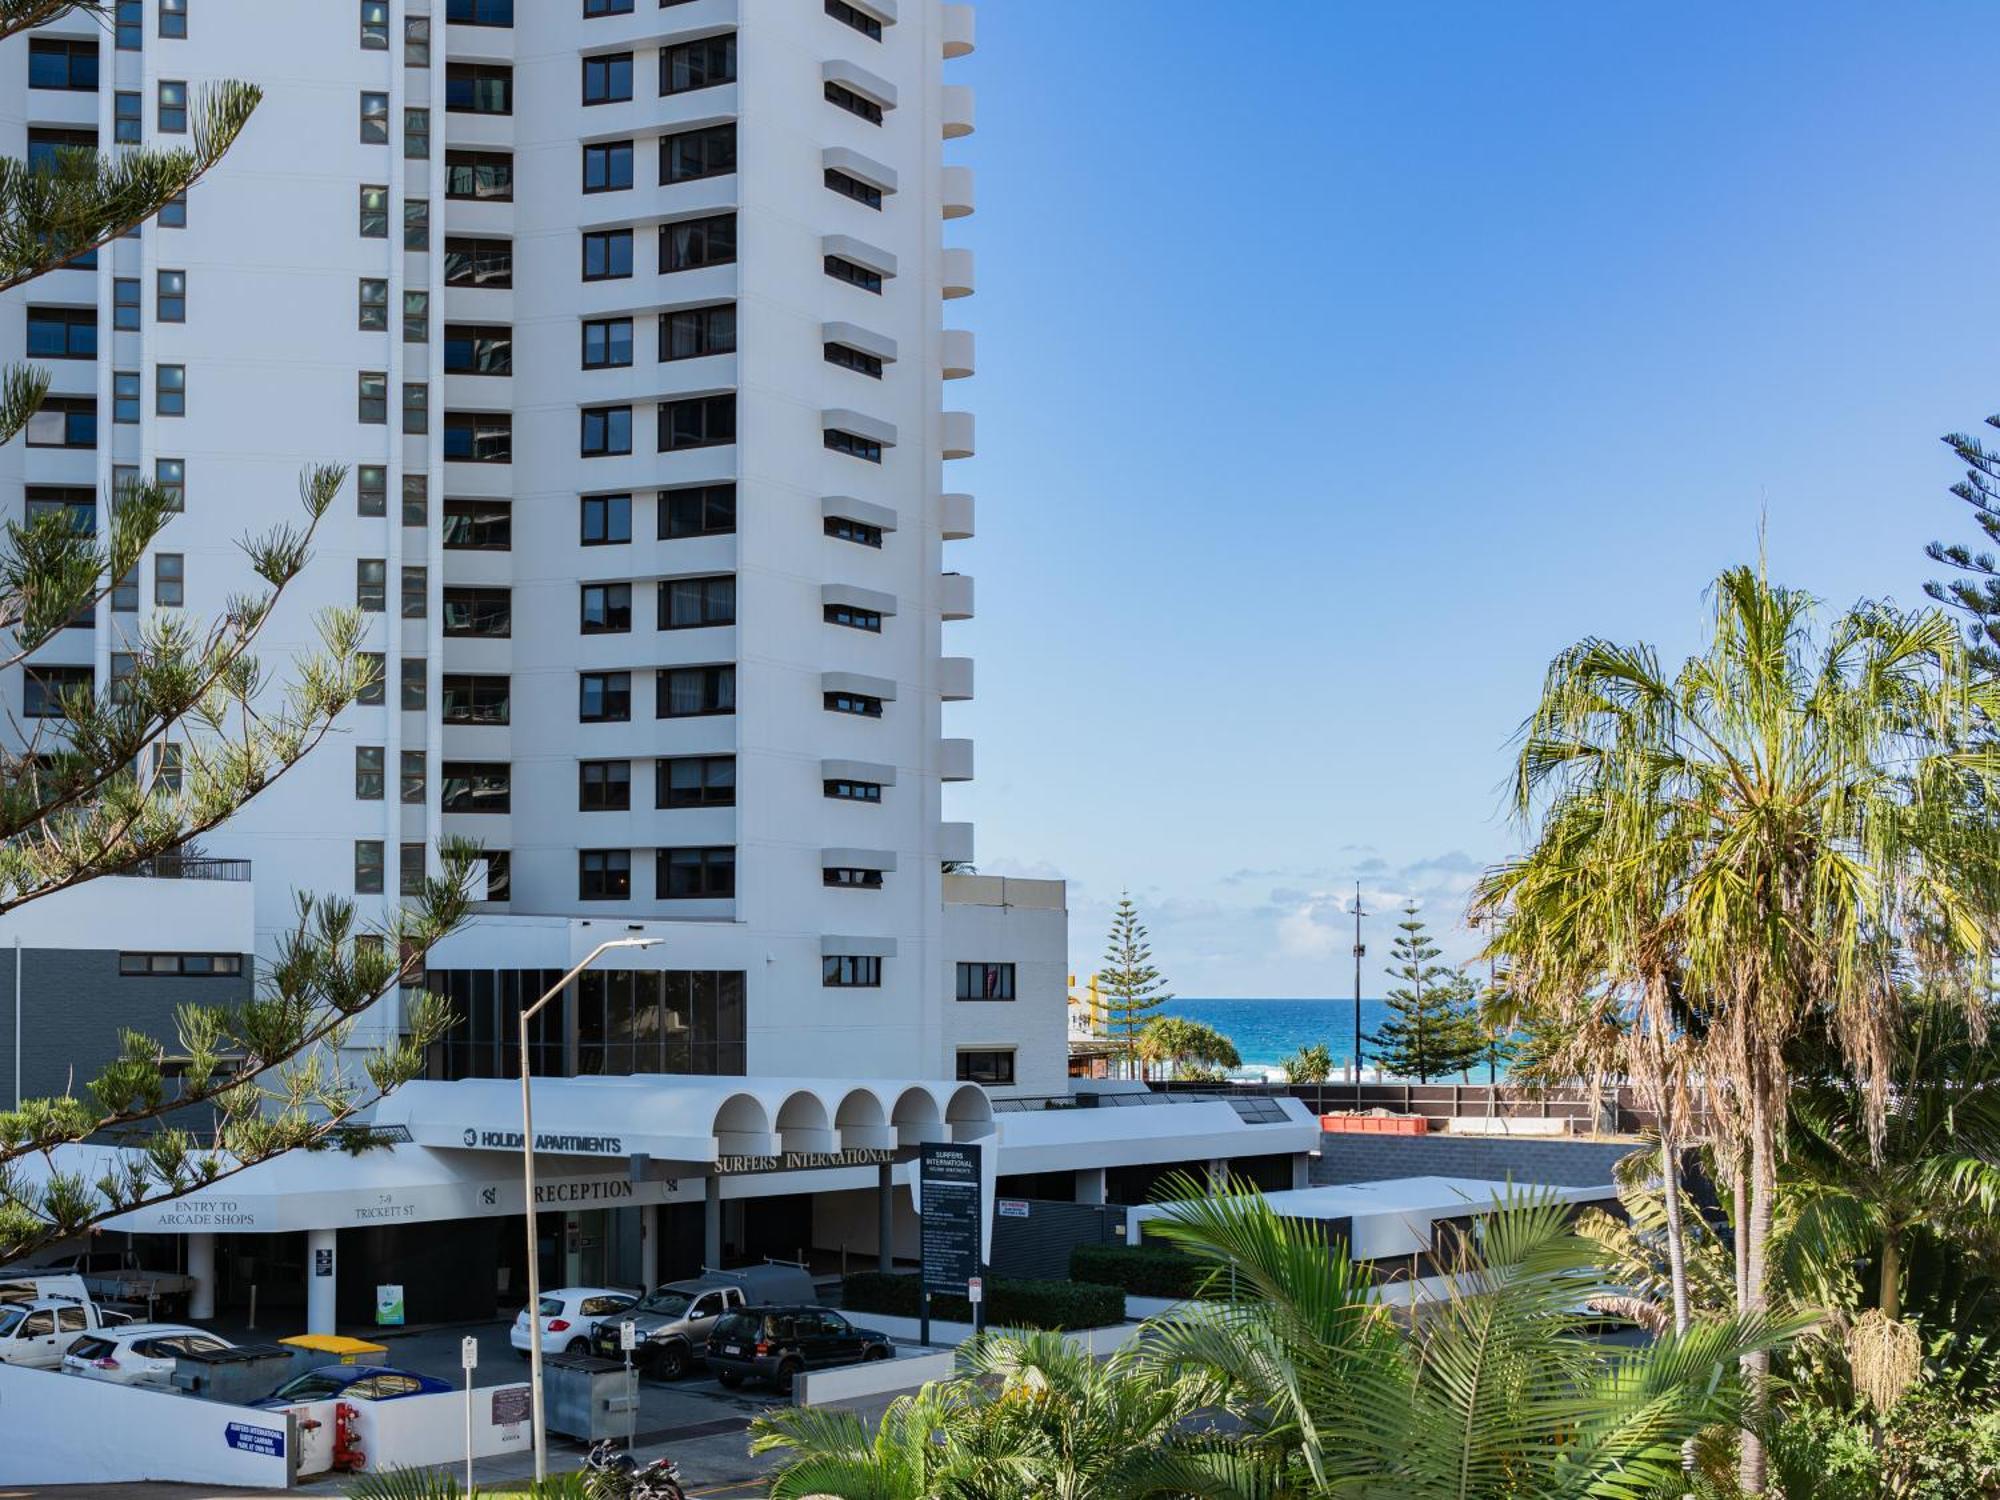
[1366,904,1486,1082]
[1101,893,1172,1081]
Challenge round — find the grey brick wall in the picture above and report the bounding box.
[1311,1132,1635,1188]
[0,948,251,1108]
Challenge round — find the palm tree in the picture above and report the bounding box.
[749,1379,1003,1499]
[1474,565,2000,1491]
[1138,1017,1242,1082]
[1136,1180,1794,1499]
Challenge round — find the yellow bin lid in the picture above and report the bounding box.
[279,1334,389,1362]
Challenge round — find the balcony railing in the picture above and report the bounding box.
[127,855,252,883]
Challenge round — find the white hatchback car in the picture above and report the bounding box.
[509,1287,637,1357]
[61,1323,234,1387]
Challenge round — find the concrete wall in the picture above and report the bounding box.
[0,1361,289,1488]
[1310,1133,1634,1189]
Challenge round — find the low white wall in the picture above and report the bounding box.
[1444,1117,1570,1137]
[0,1363,290,1488]
[798,1349,954,1406]
[352,1381,536,1472]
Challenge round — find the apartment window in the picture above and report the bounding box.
[956,963,1016,1002]
[658,755,734,809]
[359,183,389,237]
[355,840,385,894]
[111,565,138,611]
[24,666,91,719]
[657,665,733,718]
[401,564,427,618]
[443,498,511,550]
[579,849,631,900]
[155,364,185,416]
[581,318,633,370]
[442,587,510,637]
[957,1049,1016,1086]
[658,394,735,452]
[447,151,513,201]
[579,671,630,722]
[404,107,430,158]
[661,123,734,185]
[359,277,389,330]
[115,90,142,143]
[442,673,509,724]
[826,0,883,40]
[108,651,137,704]
[155,457,184,511]
[116,0,141,47]
[824,601,881,632]
[160,191,187,228]
[359,371,388,423]
[159,81,187,132]
[444,411,511,462]
[583,52,632,105]
[405,197,429,250]
[824,428,882,463]
[355,745,385,800]
[659,847,734,899]
[584,0,633,13]
[357,653,386,705]
[152,742,183,793]
[25,397,95,449]
[661,304,735,361]
[581,493,631,545]
[113,277,140,331]
[824,169,881,209]
[154,552,184,607]
[406,13,430,63]
[580,582,632,634]
[825,80,883,125]
[578,759,630,810]
[404,290,430,343]
[445,237,511,288]
[581,405,632,457]
[27,128,96,175]
[117,953,246,979]
[402,382,429,434]
[27,307,97,360]
[31,38,99,91]
[824,514,883,548]
[661,214,735,272]
[824,255,883,293]
[825,342,883,379]
[583,140,633,193]
[661,33,734,94]
[582,229,632,281]
[25,487,95,534]
[446,63,512,115]
[825,689,882,718]
[400,842,426,895]
[360,90,389,142]
[827,866,886,890]
[357,464,387,517]
[661,484,735,539]
[160,0,187,37]
[357,558,387,611]
[361,0,389,47]
[441,761,509,814]
[402,657,427,710]
[446,0,513,24]
[478,851,511,902]
[823,955,881,989]
[825,777,882,803]
[659,575,734,629]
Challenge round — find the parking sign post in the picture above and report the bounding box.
[619,1319,638,1452]
[460,1335,478,1493]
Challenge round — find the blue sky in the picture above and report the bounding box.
[940,2,2000,996]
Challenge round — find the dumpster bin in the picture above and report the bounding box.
[171,1342,297,1404]
[278,1334,388,1378]
[541,1353,640,1442]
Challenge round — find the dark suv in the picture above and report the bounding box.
[703,1306,892,1393]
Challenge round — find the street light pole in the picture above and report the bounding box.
[522,936,659,1483]
[1351,882,1367,1111]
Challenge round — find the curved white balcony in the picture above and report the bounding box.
[939,739,975,782]
[938,656,974,701]
[940,246,975,299]
[940,164,974,219]
[939,492,975,540]
[941,410,975,459]
[941,329,975,380]
[942,3,975,58]
[939,572,974,621]
[941,84,975,138]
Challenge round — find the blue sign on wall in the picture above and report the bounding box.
[224,1422,285,1458]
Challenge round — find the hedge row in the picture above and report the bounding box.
[1069,1242,1211,1299]
[840,1272,1125,1330]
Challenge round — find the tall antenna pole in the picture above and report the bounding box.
[1351,881,1367,1110]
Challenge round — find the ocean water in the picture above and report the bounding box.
[1157,998,1394,1074]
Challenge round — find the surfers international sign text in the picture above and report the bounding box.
[716,1147,897,1175]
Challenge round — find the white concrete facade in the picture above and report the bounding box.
[0,0,1052,1095]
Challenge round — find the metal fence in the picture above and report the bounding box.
[1146,1079,1711,1137]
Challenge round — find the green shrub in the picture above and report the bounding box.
[1070,1242,1209,1299]
[840,1272,1125,1330]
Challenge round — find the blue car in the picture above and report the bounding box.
[253,1363,453,1408]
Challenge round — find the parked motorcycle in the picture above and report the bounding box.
[583,1439,686,1500]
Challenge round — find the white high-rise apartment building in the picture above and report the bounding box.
[0,0,1067,1099]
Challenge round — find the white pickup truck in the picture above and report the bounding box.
[0,1296,130,1370]
[8,1249,195,1314]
